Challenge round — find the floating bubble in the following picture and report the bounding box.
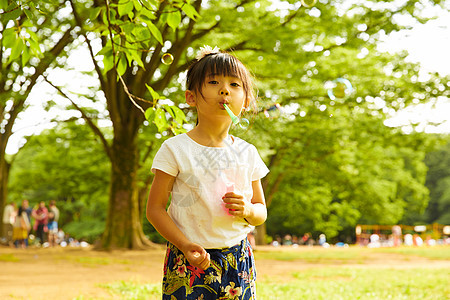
[161,53,174,65]
[223,103,250,130]
[263,103,282,119]
[238,118,250,130]
[326,78,353,100]
[301,0,317,8]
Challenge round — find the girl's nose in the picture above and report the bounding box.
[220,89,229,96]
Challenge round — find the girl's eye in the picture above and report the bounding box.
[231,83,241,87]
[208,80,218,84]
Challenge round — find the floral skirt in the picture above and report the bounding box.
[162,239,257,300]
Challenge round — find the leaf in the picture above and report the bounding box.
[133,26,151,41]
[25,28,39,44]
[116,53,128,76]
[89,7,102,21]
[118,0,134,17]
[102,50,115,73]
[132,0,142,11]
[21,44,31,66]
[163,105,175,119]
[167,11,182,30]
[146,84,161,101]
[3,3,22,22]
[170,106,187,124]
[144,107,155,121]
[23,8,35,21]
[8,38,24,63]
[154,107,168,132]
[28,38,42,56]
[2,28,16,49]
[0,0,8,10]
[130,50,145,69]
[181,3,200,20]
[145,21,163,45]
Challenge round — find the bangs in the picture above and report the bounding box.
[203,54,246,80]
[187,52,254,100]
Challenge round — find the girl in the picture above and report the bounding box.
[13,206,31,249]
[147,46,269,299]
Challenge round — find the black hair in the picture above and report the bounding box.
[186,52,255,108]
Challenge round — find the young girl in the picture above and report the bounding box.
[146,46,269,299]
[13,206,31,248]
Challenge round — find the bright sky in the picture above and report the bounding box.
[381,6,450,134]
[5,2,450,154]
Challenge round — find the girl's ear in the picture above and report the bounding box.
[185,90,196,107]
[244,97,251,111]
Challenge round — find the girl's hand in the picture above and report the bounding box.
[181,243,210,270]
[222,192,253,219]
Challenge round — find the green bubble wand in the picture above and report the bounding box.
[223,104,249,129]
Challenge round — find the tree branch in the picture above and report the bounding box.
[43,76,112,160]
[69,0,107,96]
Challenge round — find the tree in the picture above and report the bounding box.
[424,138,450,224]
[0,1,74,231]
[8,121,110,242]
[183,0,449,242]
[5,0,449,248]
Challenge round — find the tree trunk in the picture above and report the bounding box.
[100,134,154,249]
[255,223,267,246]
[0,156,10,238]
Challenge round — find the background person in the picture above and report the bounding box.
[2,201,16,246]
[32,201,48,245]
[13,206,31,248]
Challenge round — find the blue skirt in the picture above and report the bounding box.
[162,239,257,299]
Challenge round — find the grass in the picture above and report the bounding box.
[254,245,450,263]
[257,267,449,300]
[0,253,19,262]
[100,281,161,300]
[374,246,450,260]
[254,247,369,263]
[96,246,450,300]
[98,266,449,300]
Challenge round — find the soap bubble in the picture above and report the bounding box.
[161,53,174,65]
[238,118,250,130]
[263,103,282,119]
[326,78,353,100]
[301,0,317,7]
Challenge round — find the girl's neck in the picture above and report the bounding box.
[187,122,231,147]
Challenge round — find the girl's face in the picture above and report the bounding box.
[187,74,247,123]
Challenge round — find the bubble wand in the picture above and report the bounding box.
[223,104,249,129]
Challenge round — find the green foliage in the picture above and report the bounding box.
[5,0,450,246]
[63,219,105,244]
[424,138,450,224]
[8,122,110,241]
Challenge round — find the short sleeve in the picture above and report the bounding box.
[251,146,269,181]
[151,141,179,177]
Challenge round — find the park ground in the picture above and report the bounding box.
[0,244,449,300]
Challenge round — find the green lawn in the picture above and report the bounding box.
[92,246,449,300]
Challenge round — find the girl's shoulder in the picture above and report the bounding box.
[231,136,257,151]
[160,133,189,147]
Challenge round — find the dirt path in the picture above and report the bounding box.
[1,245,448,299]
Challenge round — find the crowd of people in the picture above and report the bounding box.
[1,199,60,248]
[270,233,330,248]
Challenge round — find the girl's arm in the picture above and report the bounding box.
[223,179,267,226]
[146,170,210,270]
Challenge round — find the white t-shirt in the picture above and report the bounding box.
[151,133,269,249]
